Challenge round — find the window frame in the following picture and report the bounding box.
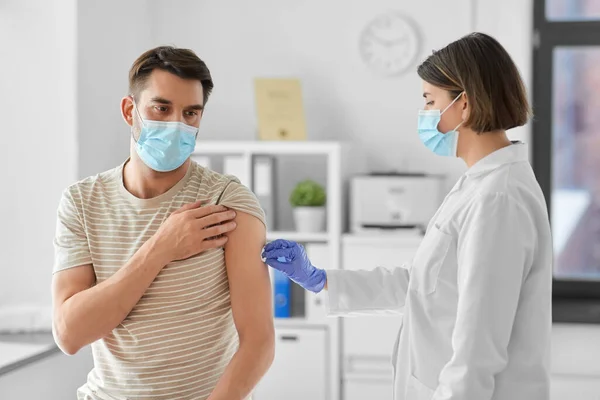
[533,0,600,323]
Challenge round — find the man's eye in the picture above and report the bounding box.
[185,111,198,117]
[154,106,168,112]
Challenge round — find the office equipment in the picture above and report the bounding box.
[350,173,443,233]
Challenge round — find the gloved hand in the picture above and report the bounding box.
[262,239,327,293]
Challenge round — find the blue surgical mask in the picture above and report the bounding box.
[132,102,198,172]
[417,92,464,157]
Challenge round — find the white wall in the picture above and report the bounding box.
[473,0,533,146]
[0,0,77,314]
[148,0,474,193]
[0,0,536,319]
[144,0,534,191]
[73,0,534,215]
[77,0,153,179]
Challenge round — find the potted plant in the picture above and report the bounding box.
[289,180,327,233]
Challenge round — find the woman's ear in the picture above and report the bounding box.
[460,93,469,121]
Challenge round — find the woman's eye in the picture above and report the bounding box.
[426,101,434,106]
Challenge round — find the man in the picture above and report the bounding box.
[51,46,274,400]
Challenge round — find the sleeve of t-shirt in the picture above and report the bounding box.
[216,179,267,229]
[53,188,93,274]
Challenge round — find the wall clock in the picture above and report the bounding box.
[359,12,421,77]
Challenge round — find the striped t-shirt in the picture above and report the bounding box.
[53,160,266,400]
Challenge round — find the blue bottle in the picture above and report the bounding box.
[273,268,291,318]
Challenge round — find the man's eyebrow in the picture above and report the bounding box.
[150,96,172,104]
[150,97,203,110]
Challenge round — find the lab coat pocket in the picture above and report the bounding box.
[411,225,452,295]
[406,373,435,400]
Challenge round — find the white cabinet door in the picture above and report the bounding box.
[344,376,394,400]
[254,327,328,400]
[551,375,600,400]
[342,238,419,358]
[550,324,600,400]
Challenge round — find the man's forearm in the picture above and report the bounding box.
[54,238,169,354]
[208,337,275,400]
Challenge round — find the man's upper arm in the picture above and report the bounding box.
[224,210,274,342]
[52,265,96,306]
[52,189,96,308]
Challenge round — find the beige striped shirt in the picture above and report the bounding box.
[53,160,265,400]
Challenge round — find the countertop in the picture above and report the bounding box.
[0,332,59,377]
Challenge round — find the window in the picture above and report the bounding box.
[546,0,600,21]
[534,1,600,322]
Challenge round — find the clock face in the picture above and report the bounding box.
[359,12,421,77]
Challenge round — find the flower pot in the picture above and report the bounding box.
[293,207,326,233]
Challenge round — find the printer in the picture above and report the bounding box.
[350,173,444,233]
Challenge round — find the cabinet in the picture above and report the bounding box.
[341,234,421,399]
[551,324,600,400]
[193,141,352,400]
[344,375,394,400]
[254,327,328,400]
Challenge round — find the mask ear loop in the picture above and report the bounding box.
[441,91,466,134]
[130,95,146,144]
[440,91,465,115]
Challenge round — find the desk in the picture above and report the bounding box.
[0,332,93,400]
[0,332,58,377]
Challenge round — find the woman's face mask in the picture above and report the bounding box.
[417,92,465,157]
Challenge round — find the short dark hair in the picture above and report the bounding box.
[129,46,214,105]
[417,32,531,133]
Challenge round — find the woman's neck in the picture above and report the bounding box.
[457,129,512,168]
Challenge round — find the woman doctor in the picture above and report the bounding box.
[263,32,553,400]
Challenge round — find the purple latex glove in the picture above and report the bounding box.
[262,239,327,293]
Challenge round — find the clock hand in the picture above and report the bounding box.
[369,34,409,48]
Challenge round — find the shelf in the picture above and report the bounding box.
[267,231,331,243]
[192,140,341,155]
[273,317,329,329]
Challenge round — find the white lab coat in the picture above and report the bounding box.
[327,143,553,400]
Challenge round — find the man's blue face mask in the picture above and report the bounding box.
[131,99,198,172]
[417,92,464,157]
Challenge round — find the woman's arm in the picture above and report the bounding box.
[263,240,410,316]
[326,266,410,316]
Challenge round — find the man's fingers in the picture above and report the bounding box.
[188,204,229,219]
[202,235,229,250]
[202,221,237,239]
[172,200,204,215]
[196,209,237,228]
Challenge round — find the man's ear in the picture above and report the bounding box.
[120,96,135,127]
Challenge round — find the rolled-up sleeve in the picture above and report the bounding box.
[53,189,93,273]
